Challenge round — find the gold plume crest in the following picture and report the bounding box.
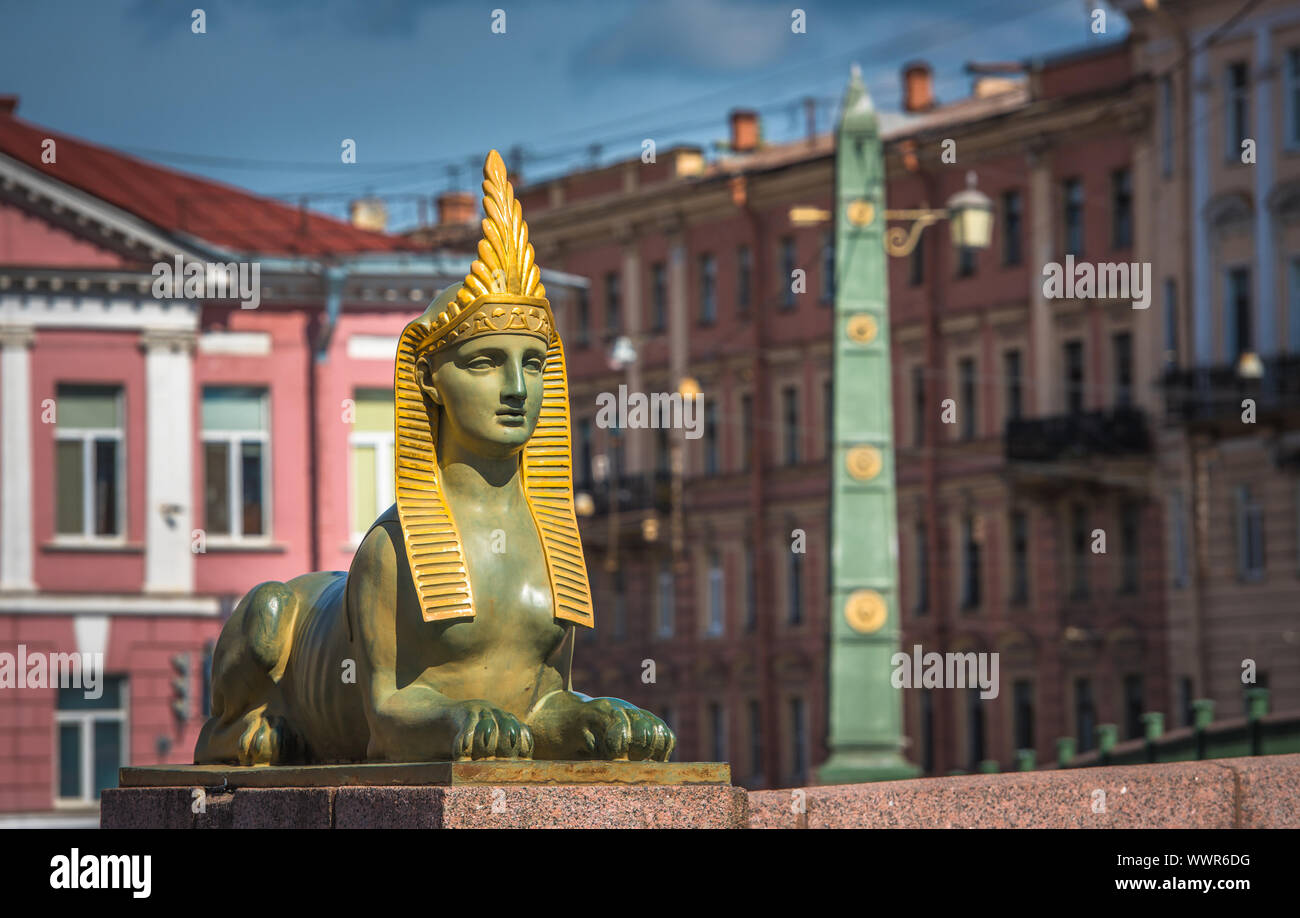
[416,149,552,355]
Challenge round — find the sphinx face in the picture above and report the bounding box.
[422,333,547,459]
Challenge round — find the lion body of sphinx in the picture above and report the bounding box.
[195,564,369,765]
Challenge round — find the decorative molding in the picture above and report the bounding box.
[0,593,221,616]
[198,330,272,357]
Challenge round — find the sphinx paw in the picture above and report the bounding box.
[450,701,534,760]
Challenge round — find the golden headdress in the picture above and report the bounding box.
[393,150,594,628]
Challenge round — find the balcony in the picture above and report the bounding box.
[575,471,673,517]
[1162,355,1300,430]
[1004,407,1152,464]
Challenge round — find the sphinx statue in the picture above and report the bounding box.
[195,150,674,765]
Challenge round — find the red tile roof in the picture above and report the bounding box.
[0,109,414,256]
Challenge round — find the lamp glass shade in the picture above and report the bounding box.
[947,194,994,250]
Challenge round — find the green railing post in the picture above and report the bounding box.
[1096,724,1118,767]
[1246,688,1270,756]
[977,759,1000,774]
[1141,711,1164,764]
[1056,737,1076,769]
[1015,748,1036,772]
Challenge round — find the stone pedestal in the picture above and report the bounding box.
[101,761,746,829]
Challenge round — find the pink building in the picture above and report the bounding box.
[0,97,584,825]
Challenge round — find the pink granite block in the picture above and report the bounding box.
[747,789,806,829]
[336,785,746,829]
[232,787,334,829]
[194,790,235,829]
[1226,754,1300,828]
[751,761,1236,828]
[101,787,195,829]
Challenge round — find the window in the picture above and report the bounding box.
[1225,61,1250,161]
[914,520,929,614]
[349,388,394,538]
[1002,190,1022,266]
[920,690,934,774]
[1288,48,1300,150]
[1225,267,1253,359]
[1120,501,1140,594]
[1064,340,1085,415]
[782,385,800,465]
[780,236,797,310]
[612,570,627,640]
[1123,674,1145,741]
[912,365,926,447]
[820,232,835,304]
[789,697,807,783]
[201,640,215,717]
[1004,350,1022,424]
[1160,75,1175,177]
[957,244,976,278]
[703,399,719,476]
[202,387,269,539]
[959,357,977,440]
[604,271,621,337]
[1171,490,1189,588]
[654,426,669,477]
[57,676,127,803]
[1010,510,1028,604]
[1063,178,1084,256]
[1111,168,1132,249]
[706,550,725,636]
[1070,504,1090,599]
[1290,258,1300,353]
[1235,484,1265,580]
[1112,331,1133,409]
[1013,680,1034,752]
[650,261,667,332]
[55,384,124,539]
[737,245,752,314]
[698,253,717,325]
[1164,278,1179,368]
[960,514,981,609]
[739,393,753,472]
[743,544,757,633]
[909,232,924,286]
[966,688,985,770]
[577,418,594,489]
[656,561,675,637]
[708,702,726,761]
[787,549,803,625]
[575,288,590,347]
[748,700,763,782]
[1075,678,1096,753]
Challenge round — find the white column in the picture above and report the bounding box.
[0,324,35,591]
[1027,146,1054,413]
[1192,50,1213,365]
[140,329,196,594]
[1254,26,1276,356]
[621,235,644,474]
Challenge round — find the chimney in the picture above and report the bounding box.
[729,109,760,153]
[902,61,935,113]
[0,95,18,115]
[436,191,476,226]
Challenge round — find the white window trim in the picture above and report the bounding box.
[201,393,272,544]
[54,681,129,807]
[705,555,725,637]
[54,407,127,545]
[349,429,395,541]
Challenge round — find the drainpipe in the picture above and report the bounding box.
[307,263,349,573]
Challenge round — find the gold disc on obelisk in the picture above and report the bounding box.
[847,313,877,344]
[845,589,887,633]
[845,445,882,481]
[846,199,875,227]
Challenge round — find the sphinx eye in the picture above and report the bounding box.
[465,354,497,369]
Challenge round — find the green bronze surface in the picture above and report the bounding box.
[124,761,728,788]
[193,151,674,767]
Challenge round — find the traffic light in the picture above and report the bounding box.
[171,652,191,721]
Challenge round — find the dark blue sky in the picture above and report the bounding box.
[0,0,1128,228]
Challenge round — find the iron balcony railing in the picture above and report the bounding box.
[575,470,673,516]
[1005,407,1152,463]
[1161,355,1300,425]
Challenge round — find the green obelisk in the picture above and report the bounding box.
[818,66,920,785]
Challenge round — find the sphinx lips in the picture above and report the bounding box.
[496,408,527,424]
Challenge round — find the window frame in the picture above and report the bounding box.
[1224,60,1250,163]
[201,386,272,544]
[54,677,129,806]
[348,389,395,542]
[1002,189,1022,266]
[698,252,717,325]
[53,385,127,544]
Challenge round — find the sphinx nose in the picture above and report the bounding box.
[502,359,527,401]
